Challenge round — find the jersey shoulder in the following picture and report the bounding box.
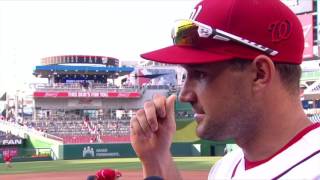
[208,148,243,179]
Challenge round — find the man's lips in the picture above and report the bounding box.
[194,113,205,122]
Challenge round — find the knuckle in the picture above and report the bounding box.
[153,93,163,99]
[143,101,157,120]
[152,96,166,116]
[130,117,145,136]
[153,95,166,108]
[136,109,145,117]
[144,101,155,110]
[148,120,157,128]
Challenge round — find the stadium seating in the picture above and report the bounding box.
[1,112,131,144]
[312,84,320,92]
[60,135,130,144]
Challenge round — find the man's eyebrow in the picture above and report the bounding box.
[182,64,209,70]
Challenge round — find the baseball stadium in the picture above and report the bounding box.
[1,1,320,180]
[0,55,225,179]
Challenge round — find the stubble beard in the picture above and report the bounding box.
[197,97,259,142]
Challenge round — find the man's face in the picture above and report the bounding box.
[179,61,260,141]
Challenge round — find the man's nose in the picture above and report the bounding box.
[178,83,196,103]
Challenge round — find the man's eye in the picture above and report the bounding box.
[191,71,207,79]
[198,72,207,79]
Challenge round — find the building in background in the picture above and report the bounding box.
[281,0,320,123]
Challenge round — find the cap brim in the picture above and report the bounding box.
[141,45,235,64]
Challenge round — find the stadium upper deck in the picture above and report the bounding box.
[22,55,181,144]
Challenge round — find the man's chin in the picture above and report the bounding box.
[196,128,230,141]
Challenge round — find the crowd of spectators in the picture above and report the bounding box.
[1,107,195,142]
[1,109,133,144]
[176,111,194,120]
[0,131,15,140]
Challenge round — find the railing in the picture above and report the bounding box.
[30,83,142,92]
[309,114,320,123]
[30,83,181,92]
[304,79,320,94]
[0,120,63,142]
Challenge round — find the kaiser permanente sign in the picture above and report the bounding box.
[0,138,23,146]
[63,143,199,160]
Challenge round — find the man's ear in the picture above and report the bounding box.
[250,55,276,92]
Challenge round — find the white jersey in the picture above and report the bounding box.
[208,123,320,180]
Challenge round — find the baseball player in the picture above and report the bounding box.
[87,168,122,180]
[129,0,320,179]
[3,150,13,168]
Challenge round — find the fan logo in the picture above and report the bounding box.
[269,20,292,42]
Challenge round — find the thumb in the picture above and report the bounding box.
[165,94,176,121]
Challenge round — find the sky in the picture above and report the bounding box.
[0,0,199,92]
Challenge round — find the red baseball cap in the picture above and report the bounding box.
[96,169,122,180]
[141,0,304,65]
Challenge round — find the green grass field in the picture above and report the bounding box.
[0,157,221,174]
[174,121,200,142]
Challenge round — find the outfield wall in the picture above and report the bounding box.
[60,119,229,160]
[0,148,53,163]
[63,143,201,160]
[25,134,63,160]
[0,141,227,162]
[198,139,235,156]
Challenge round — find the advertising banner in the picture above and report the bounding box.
[297,13,314,59]
[281,0,313,14]
[63,143,200,160]
[0,138,23,146]
[0,147,18,158]
[34,91,141,98]
[63,144,136,159]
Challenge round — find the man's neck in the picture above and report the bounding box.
[236,105,312,162]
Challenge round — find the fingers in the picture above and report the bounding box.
[130,113,143,137]
[136,94,167,134]
[152,94,167,119]
[144,101,158,132]
[130,109,153,138]
[130,94,176,137]
[151,94,176,122]
[165,94,176,121]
